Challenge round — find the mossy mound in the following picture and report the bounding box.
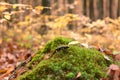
[18,37,111,80]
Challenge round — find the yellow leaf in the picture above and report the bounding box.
[25,15,30,21]
[12,4,30,9]
[12,4,17,9]
[68,41,80,46]
[0,6,7,11]
[18,21,30,26]
[0,2,11,11]
[35,6,44,11]
[4,14,11,20]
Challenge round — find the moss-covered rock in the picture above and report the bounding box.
[18,37,111,80]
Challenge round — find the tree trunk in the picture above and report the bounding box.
[111,0,118,18]
[50,0,55,15]
[18,0,24,21]
[86,0,90,17]
[74,0,83,16]
[103,0,110,17]
[118,0,120,16]
[64,0,68,14]
[58,0,64,15]
[93,0,99,19]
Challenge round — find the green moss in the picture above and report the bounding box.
[18,37,112,80]
[28,37,72,67]
[41,37,71,53]
[66,72,75,79]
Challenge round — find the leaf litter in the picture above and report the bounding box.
[0,15,120,80]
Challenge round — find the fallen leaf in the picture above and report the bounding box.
[114,54,120,61]
[4,14,11,20]
[109,64,119,71]
[108,64,120,80]
[113,51,120,55]
[103,49,112,55]
[80,43,89,48]
[0,66,14,79]
[0,69,7,74]
[75,72,81,79]
[103,54,111,61]
[68,41,80,46]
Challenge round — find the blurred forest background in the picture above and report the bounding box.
[2,0,120,19]
[0,0,120,79]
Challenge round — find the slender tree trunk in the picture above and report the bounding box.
[64,0,68,14]
[74,0,83,16]
[118,0,120,16]
[39,0,42,5]
[90,0,94,19]
[18,0,24,21]
[58,0,64,15]
[103,0,110,17]
[93,0,99,19]
[50,0,55,15]
[86,0,90,17]
[111,0,118,18]
[29,0,33,6]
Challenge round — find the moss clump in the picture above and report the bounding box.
[28,37,72,67]
[18,37,111,80]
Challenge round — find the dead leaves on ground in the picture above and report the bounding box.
[107,64,120,80]
[0,38,34,80]
[100,64,120,80]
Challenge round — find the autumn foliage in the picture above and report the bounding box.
[0,1,120,80]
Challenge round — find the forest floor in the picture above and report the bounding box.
[0,15,120,80]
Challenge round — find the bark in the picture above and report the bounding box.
[50,0,55,15]
[111,0,118,18]
[93,0,99,19]
[86,0,90,17]
[18,0,24,21]
[58,0,64,15]
[118,0,120,16]
[103,0,110,17]
[63,0,68,14]
[74,0,83,16]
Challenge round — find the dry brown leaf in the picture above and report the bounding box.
[108,64,120,80]
[103,49,112,55]
[114,54,120,61]
[75,72,81,79]
[109,64,119,71]
[0,69,7,74]
[0,66,14,79]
